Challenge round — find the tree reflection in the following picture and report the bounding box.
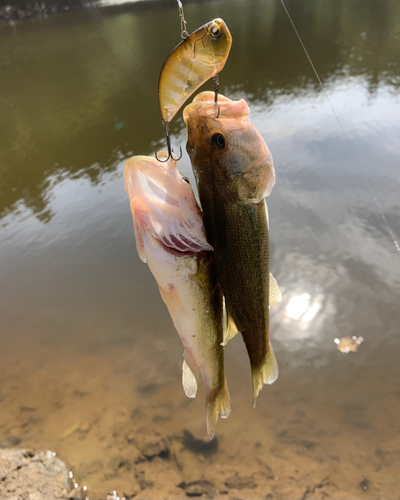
[0,0,398,221]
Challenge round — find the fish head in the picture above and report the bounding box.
[124,152,212,261]
[183,92,275,202]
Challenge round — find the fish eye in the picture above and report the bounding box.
[181,175,190,184]
[210,23,220,38]
[211,133,226,150]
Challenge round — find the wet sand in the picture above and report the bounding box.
[0,315,398,499]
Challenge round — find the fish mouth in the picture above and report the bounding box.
[135,169,212,254]
[124,153,213,257]
[183,91,250,129]
[183,93,276,202]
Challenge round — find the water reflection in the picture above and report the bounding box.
[0,0,399,221]
[285,293,322,324]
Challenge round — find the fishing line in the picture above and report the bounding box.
[279,0,400,257]
[177,0,189,39]
[84,0,149,95]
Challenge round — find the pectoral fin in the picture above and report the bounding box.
[264,199,269,229]
[269,273,282,305]
[182,357,198,399]
[133,220,147,263]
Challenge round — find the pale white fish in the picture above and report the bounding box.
[124,151,230,439]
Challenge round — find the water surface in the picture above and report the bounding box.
[0,0,399,498]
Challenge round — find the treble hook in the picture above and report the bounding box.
[155,120,183,163]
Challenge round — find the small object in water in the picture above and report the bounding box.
[124,152,231,439]
[106,491,124,500]
[184,91,278,405]
[334,336,364,353]
[158,18,232,124]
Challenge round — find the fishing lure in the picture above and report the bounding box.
[156,14,232,162]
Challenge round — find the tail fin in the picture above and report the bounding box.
[206,381,231,440]
[252,342,278,407]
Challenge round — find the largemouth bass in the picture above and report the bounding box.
[183,92,279,404]
[124,151,231,438]
[159,19,232,123]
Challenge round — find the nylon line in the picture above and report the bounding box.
[279,0,400,256]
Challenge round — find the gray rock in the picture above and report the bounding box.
[0,448,80,500]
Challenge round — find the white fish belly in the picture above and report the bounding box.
[142,228,222,391]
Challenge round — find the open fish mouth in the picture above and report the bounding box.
[184,91,250,123]
[124,152,213,259]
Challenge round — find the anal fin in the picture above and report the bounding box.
[221,301,239,346]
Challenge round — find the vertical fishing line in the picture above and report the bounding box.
[84,0,149,95]
[177,0,189,39]
[279,0,400,256]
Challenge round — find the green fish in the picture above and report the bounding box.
[183,92,280,404]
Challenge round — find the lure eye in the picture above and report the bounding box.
[211,133,226,150]
[210,24,220,38]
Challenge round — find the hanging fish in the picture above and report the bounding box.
[183,91,280,405]
[159,18,232,124]
[124,151,231,439]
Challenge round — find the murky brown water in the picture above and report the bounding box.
[1,0,399,498]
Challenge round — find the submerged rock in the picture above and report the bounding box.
[179,480,215,498]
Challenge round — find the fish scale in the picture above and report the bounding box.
[202,193,270,373]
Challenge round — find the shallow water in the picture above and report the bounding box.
[0,0,399,498]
